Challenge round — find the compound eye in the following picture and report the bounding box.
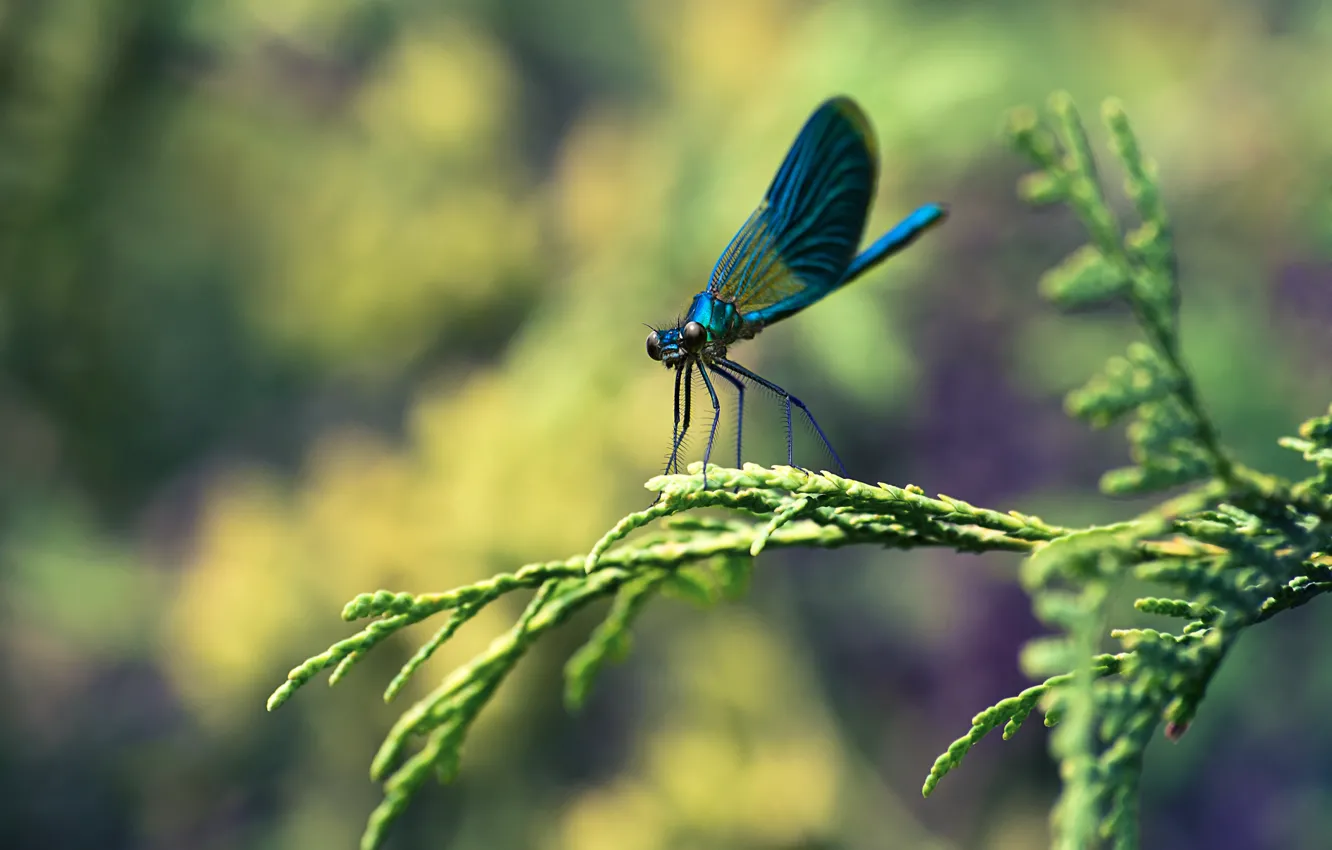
[646,331,663,361]
[682,321,706,351]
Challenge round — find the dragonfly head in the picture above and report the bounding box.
[647,321,706,368]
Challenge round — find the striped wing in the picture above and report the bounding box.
[707,97,878,324]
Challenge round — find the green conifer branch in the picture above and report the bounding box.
[266,92,1332,850]
[920,93,1332,849]
[564,572,666,711]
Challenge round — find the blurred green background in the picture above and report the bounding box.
[3,1,1332,848]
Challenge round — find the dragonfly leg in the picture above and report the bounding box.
[709,365,746,494]
[708,365,745,469]
[697,365,722,490]
[783,393,793,466]
[712,360,791,465]
[666,365,682,475]
[664,363,693,477]
[716,358,848,477]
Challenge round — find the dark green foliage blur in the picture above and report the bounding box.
[2,2,1331,849]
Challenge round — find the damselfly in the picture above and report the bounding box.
[647,97,946,486]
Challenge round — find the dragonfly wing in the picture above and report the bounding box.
[708,97,877,324]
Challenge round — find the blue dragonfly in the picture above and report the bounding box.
[645,96,947,486]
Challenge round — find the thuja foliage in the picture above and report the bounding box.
[268,93,1332,850]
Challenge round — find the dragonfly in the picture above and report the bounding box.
[645,96,947,487]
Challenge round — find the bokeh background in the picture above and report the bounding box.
[3,1,1332,848]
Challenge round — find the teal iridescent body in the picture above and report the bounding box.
[646,96,947,485]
